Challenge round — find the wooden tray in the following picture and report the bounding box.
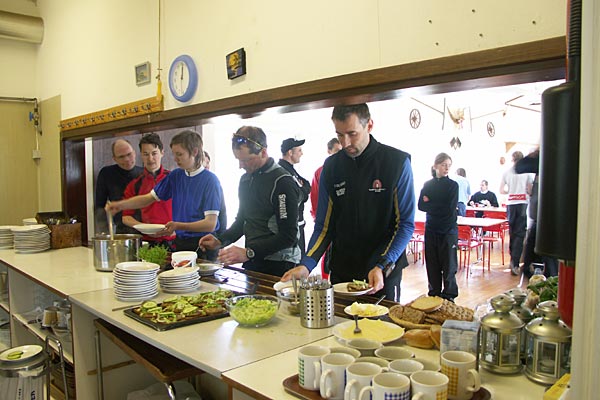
[282,374,492,400]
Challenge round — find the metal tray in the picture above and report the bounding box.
[124,306,230,331]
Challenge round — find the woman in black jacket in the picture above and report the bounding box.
[418,153,459,301]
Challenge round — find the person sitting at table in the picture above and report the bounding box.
[469,180,499,217]
[418,152,459,302]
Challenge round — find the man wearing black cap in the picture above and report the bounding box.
[279,138,311,256]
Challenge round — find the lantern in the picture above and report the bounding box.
[525,301,571,384]
[480,295,524,374]
[505,287,534,363]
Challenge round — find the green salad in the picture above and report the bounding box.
[227,296,279,327]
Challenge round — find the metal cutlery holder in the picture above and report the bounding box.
[299,286,335,328]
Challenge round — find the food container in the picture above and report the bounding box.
[225,295,280,327]
[92,234,142,272]
[0,345,50,400]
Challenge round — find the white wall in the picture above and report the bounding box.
[27,0,566,119]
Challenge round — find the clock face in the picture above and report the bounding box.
[168,55,198,102]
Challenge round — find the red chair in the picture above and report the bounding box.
[482,211,508,266]
[457,225,483,272]
[465,209,477,217]
[409,221,426,264]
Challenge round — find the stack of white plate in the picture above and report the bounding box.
[22,218,39,226]
[11,225,51,254]
[113,261,160,302]
[0,226,15,249]
[157,266,200,293]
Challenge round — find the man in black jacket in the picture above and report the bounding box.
[199,126,302,277]
[279,138,311,256]
[282,104,415,301]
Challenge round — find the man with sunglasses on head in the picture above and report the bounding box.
[199,126,303,277]
[282,103,415,301]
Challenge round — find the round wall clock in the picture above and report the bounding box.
[168,54,198,102]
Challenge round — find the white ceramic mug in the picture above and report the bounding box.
[441,351,481,400]
[410,370,449,400]
[374,346,414,361]
[389,359,424,377]
[358,372,411,400]
[344,362,382,400]
[298,345,330,391]
[331,346,362,359]
[354,356,390,369]
[170,251,197,268]
[347,338,383,357]
[413,357,441,372]
[320,353,355,399]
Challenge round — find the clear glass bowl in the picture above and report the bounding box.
[225,295,280,327]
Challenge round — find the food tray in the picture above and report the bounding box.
[124,307,229,331]
[282,374,491,400]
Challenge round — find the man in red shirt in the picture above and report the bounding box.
[122,133,175,249]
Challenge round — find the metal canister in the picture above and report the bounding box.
[299,286,335,328]
[0,345,49,400]
[92,234,142,271]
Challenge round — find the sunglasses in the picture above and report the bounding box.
[232,133,265,150]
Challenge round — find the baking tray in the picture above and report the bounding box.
[124,306,230,331]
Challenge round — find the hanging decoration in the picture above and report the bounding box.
[487,122,496,137]
[450,137,462,149]
[447,107,465,129]
[409,109,421,129]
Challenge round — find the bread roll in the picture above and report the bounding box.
[429,325,441,349]
[403,329,434,349]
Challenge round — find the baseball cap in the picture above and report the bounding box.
[281,138,305,153]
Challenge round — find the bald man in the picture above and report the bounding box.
[95,139,143,234]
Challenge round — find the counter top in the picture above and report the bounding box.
[0,247,112,297]
[70,284,337,378]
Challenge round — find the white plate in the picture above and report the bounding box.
[344,304,389,318]
[133,223,166,234]
[333,282,371,296]
[158,266,199,278]
[115,262,160,272]
[0,344,43,362]
[333,319,405,344]
[273,281,293,292]
[197,263,223,276]
[162,283,201,294]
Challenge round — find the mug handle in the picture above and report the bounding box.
[412,393,425,400]
[467,368,481,392]
[358,386,373,400]
[320,369,333,399]
[313,361,322,390]
[344,379,358,400]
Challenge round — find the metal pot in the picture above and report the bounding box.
[92,234,142,272]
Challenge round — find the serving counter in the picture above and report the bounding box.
[0,247,549,399]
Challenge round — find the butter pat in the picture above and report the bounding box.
[543,373,571,400]
[441,320,481,367]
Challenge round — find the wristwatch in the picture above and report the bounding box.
[377,258,396,278]
[246,248,255,259]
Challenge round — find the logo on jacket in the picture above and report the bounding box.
[368,179,386,193]
[278,194,288,219]
[334,181,346,197]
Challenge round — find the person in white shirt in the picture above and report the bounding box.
[500,151,535,275]
[452,168,471,216]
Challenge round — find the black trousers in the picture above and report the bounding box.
[242,259,296,277]
[507,204,528,268]
[174,236,217,261]
[424,230,458,301]
[522,222,559,277]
